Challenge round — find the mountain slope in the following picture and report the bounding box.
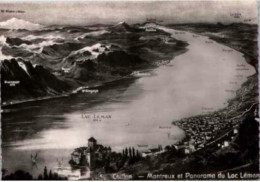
[109,22,143,33]
[1,58,71,102]
[1,22,188,103]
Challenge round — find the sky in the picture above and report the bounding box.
[0,1,258,26]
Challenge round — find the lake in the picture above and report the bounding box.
[2,26,255,177]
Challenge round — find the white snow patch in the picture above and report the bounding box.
[33,64,39,68]
[0,18,42,30]
[67,43,108,59]
[23,34,64,41]
[117,21,126,25]
[0,35,7,46]
[75,30,109,40]
[18,61,30,76]
[16,40,59,53]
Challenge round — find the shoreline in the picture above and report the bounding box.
[166,25,257,134]
[156,25,258,156]
[2,25,189,109]
[171,59,257,155]
[1,56,185,109]
[168,24,258,73]
[2,75,133,108]
[2,25,258,180]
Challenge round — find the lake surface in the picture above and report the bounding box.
[2,26,255,177]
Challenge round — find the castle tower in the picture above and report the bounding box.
[88,137,97,150]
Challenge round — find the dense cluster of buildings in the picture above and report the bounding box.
[141,145,164,157]
[173,111,240,154]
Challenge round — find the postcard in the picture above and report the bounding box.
[0,0,259,180]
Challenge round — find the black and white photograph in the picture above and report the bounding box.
[0,0,259,180]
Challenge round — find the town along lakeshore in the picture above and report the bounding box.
[1,24,257,179]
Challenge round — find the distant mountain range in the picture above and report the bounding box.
[0,18,188,103]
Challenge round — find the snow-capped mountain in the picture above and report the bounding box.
[0,18,42,30]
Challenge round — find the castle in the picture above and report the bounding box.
[69,137,111,169]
